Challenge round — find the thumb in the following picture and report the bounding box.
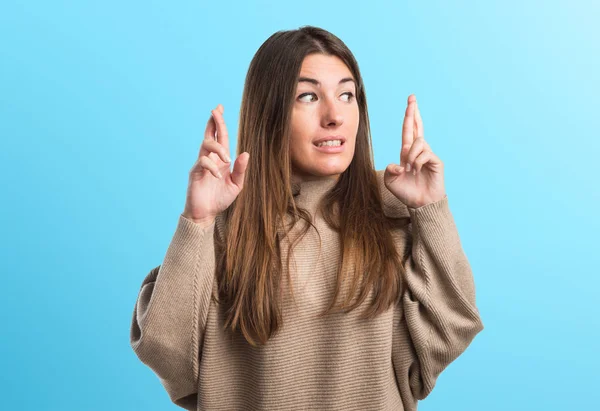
[230,152,249,188]
[385,163,405,177]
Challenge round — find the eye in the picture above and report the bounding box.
[341,92,355,102]
[298,92,317,102]
[297,92,356,103]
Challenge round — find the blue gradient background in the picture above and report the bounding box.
[1,1,598,410]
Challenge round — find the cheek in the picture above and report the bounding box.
[288,132,309,163]
[290,111,306,142]
[351,106,360,127]
[346,109,359,141]
[290,114,315,146]
[289,131,310,155]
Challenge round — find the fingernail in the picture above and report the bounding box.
[225,155,231,163]
[217,172,223,179]
[406,163,411,172]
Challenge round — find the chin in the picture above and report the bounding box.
[311,163,350,177]
[292,151,354,179]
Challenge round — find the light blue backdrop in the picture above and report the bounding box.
[1,1,598,410]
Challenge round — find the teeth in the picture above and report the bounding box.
[317,140,342,147]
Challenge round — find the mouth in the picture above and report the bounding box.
[312,138,346,153]
[312,136,346,148]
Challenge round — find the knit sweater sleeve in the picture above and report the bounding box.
[392,195,484,401]
[129,214,218,411]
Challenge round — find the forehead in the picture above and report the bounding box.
[298,54,354,84]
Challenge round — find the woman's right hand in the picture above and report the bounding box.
[182,104,250,225]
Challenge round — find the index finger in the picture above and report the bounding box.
[401,94,417,164]
[210,104,231,153]
[414,100,424,138]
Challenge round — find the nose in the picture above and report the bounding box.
[321,95,344,128]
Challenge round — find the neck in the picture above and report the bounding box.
[291,174,339,215]
[291,173,340,185]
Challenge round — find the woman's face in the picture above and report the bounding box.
[289,53,359,183]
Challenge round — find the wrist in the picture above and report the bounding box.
[406,194,447,209]
[181,213,215,227]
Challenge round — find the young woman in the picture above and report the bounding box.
[130,26,484,411]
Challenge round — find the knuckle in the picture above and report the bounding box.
[199,155,212,166]
[212,113,224,124]
[205,139,218,151]
[190,162,202,174]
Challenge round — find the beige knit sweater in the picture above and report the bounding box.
[130,169,484,411]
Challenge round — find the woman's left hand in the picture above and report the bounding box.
[383,94,447,209]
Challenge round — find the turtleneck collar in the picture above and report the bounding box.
[291,176,339,213]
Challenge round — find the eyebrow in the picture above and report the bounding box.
[298,76,356,87]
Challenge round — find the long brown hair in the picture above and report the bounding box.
[213,25,407,346]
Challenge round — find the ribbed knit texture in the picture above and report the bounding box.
[130,169,484,411]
